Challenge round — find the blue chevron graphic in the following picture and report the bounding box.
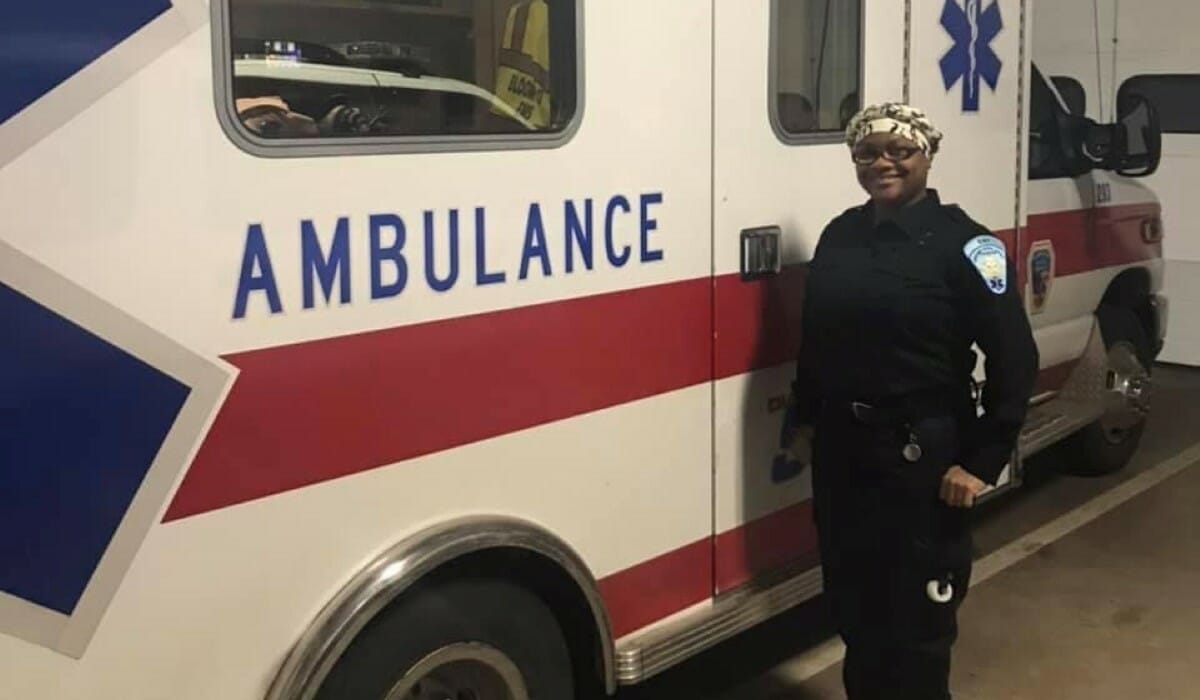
[0,0,172,124]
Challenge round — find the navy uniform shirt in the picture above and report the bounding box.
[793,189,1039,484]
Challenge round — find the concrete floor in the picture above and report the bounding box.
[620,364,1200,700]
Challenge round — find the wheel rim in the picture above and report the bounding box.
[1098,341,1151,444]
[384,643,529,700]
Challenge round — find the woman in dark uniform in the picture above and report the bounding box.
[782,103,1039,699]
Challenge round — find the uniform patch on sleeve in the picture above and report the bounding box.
[963,235,1008,294]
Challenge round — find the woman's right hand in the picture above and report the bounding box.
[786,425,816,465]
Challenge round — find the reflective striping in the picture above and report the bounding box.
[1024,204,1162,278]
[0,282,189,614]
[0,0,171,124]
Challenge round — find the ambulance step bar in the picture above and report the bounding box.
[1018,319,1111,460]
[1018,399,1103,458]
[614,564,824,685]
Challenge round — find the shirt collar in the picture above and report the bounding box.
[864,188,942,239]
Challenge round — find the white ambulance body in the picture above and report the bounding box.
[0,1,1167,698]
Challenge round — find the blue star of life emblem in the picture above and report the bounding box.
[939,0,1003,112]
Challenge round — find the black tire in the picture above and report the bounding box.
[316,577,575,700]
[1065,305,1153,476]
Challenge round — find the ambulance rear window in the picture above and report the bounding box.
[771,0,863,141]
[215,0,581,155]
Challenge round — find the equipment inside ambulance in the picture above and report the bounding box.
[229,37,537,137]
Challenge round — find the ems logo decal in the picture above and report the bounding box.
[964,234,1008,294]
[939,0,1003,112]
[0,242,232,658]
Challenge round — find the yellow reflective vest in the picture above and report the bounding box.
[492,0,552,128]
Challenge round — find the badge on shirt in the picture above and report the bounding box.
[963,235,1008,294]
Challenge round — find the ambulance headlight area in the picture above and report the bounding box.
[2,0,1200,698]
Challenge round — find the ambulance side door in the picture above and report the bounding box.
[710,0,905,593]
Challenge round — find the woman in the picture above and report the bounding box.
[782,103,1039,699]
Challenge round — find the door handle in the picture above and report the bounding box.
[740,225,782,280]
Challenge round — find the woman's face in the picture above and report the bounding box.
[852,133,931,208]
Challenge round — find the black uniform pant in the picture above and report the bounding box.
[812,407,973,700]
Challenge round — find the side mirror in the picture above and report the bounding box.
[1081,119,1117,166]
[1113,94,1163,177]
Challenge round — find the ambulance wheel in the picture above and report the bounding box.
[316,577,575,700]
[1068,306,1153,476]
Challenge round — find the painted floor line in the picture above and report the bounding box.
[767,441,1200,686]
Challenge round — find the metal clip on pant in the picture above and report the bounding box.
[926,576,954,603]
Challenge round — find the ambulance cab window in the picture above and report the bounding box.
[771,0,863,140]
[219,0,579,151]
[1029,65,1075,180]
[1051,76,1086,116]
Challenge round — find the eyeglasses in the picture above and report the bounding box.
[851,142,922,165]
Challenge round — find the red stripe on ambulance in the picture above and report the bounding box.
[164,277,713,521]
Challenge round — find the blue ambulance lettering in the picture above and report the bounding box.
[565,199,594,273]
[233,192,666,319]
[424,210,460,293]
[369,213,408,299]
[301,217,351,309]
[233,224,282,319]
[520,203,552,280]
[474,207,507,286]
[640,193,664,263]
[604,196,633,267]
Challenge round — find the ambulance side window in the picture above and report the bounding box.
[216,0,580,155]
[770,0,863,142]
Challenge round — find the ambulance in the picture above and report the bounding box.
[0,0,1168,698]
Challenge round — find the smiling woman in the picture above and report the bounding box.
[780,103,1039,699]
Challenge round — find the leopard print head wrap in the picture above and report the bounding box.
[845,102,944,158]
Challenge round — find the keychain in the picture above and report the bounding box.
[902,429,923,463]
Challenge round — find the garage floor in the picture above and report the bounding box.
[621,364,1200,700]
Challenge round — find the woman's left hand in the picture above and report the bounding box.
[940,466,986,508]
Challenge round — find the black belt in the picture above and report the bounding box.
[829,391,969,430]
[847,400,905,429]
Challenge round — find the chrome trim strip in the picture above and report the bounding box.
[1029,391,1057,407]
[614,565,824,685]
[264,516,616,700]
